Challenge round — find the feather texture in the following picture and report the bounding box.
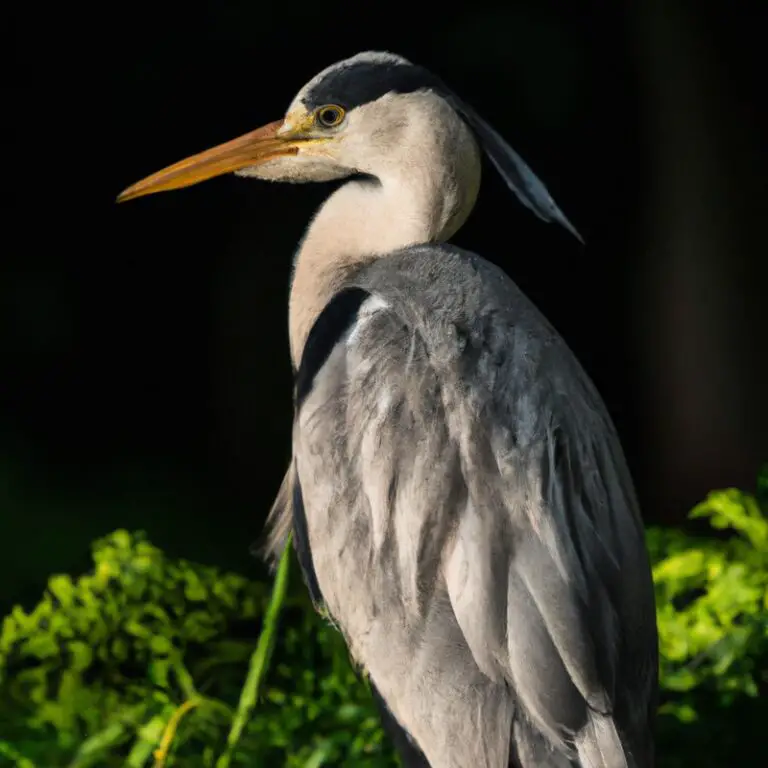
[270,244,657,767]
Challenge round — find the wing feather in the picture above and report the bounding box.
[271,245,657,768]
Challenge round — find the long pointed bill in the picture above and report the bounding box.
[117,119,305,203]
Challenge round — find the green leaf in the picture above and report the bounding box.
[48,574,76,606]
[21,633,60,660]
[659,701,698,723]
[184,572,208,602]
[149,659,171,688]
[0,740,37,768]
[150,635,174,655]
[690,489,768,549]
[68,641,93,671]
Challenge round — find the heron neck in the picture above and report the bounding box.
[288,169,470,368]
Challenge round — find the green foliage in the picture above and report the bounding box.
[650,489,767,709]
[1,471,766,767]
[0,531,390,767]
[647,473,768,767]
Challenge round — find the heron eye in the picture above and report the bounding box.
[316,105,345,128]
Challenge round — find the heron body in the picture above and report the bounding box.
[119,51,658,768]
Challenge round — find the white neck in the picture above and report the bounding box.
[288,104,481,367]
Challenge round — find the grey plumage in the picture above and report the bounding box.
[117,48,658,768]
[445,95,585,242]
[271,247,657,767]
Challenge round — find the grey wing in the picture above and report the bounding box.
[275,256,657,768]
[441,337,659,767]
[430,283,658,766]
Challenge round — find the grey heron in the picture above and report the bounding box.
[118,51,659,768]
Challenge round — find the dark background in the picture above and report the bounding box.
[6,1,766,612]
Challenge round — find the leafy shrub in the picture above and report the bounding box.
[1,472,766,767]
[647,481,768,767]
[0,531,390,767]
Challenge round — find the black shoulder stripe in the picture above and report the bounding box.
[369,682,431,767]
[295,286,370,409]
[303,61,446,112]
[291,467,324,607]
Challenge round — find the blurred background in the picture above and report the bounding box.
[6,0,766,616]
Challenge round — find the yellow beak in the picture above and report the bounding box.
[116,119,308,203]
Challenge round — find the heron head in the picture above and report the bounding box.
[116,52,456,200]
[116,51,581,242]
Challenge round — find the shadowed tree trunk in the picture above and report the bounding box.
[629,1,767,521]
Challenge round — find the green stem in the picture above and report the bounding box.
[215,537,292,768]
[152,698,201,768]
[171,655,198,701]
[67,702,149,768]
